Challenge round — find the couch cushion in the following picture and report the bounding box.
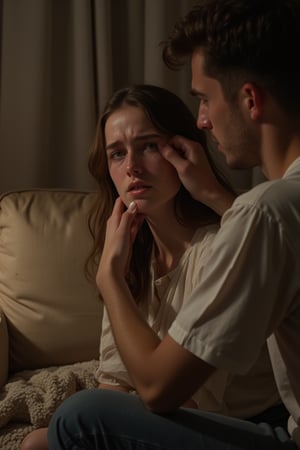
[0,189,103,373]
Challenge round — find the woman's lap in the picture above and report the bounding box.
[47,389,297,450]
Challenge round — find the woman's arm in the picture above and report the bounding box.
[96,198,215,413]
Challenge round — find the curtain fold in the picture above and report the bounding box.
[0,0,262,194]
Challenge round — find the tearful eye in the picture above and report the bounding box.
[144,142,159,152]
[109,150,126,160]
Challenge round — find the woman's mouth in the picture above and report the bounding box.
[128,182,151,196]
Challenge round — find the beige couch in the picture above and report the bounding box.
[0,189,104,449]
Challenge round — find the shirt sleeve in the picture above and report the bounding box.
[169,200,294,374]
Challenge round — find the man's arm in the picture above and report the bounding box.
[100,274,215,412]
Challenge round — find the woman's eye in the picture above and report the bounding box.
[109,150,126,160]
[144,142,159,152]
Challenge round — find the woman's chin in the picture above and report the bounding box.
[130,200,149,215]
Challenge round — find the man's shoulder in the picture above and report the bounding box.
[226,160,300,238]
[236,159,300,210]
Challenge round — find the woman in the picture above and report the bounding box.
[91,84,235,407]
[20,84,286,450]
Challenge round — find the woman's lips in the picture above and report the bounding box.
[128,181,151,192]
[129,186,151,196]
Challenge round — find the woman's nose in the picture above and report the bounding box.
[126,154,142,176]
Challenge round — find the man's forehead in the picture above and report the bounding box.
[191,48,207,89]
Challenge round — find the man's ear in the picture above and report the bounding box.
[241,82,263,121]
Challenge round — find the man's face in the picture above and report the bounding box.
[191,48,260,170]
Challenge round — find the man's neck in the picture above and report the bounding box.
[260,125,300,180]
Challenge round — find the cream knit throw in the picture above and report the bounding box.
[0,359,99,450]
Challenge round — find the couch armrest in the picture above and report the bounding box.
[0,306,8,388]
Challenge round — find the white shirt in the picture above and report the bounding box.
[97,223,281,418]
[169,157,300,445]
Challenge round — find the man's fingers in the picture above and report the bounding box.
[159,143,187,170]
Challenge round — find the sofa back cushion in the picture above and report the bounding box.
[0,189,103,373]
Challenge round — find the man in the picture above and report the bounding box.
[47,1,300,448]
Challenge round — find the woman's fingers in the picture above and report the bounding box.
[98,198,143,283]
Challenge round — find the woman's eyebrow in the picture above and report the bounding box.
[106,133,162,152]
[106,141,121,151]
[134,133,162,141]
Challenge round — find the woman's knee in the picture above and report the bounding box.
[47,389,138,448]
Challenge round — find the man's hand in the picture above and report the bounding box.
[160,136,236,215]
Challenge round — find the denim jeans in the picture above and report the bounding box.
[47,389,297,450]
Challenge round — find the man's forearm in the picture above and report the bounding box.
[98,271,215,413]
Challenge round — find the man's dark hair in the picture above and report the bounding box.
[162,0,300,113]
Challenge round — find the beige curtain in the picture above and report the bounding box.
[0,0,264,194]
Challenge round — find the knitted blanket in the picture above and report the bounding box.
[0,359,99,450]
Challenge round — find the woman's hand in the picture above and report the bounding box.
[159,135,236,215]
[96,197,144,293]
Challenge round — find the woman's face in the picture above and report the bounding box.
[105,105,181,215]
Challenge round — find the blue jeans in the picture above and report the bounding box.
[47,389,297,450]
